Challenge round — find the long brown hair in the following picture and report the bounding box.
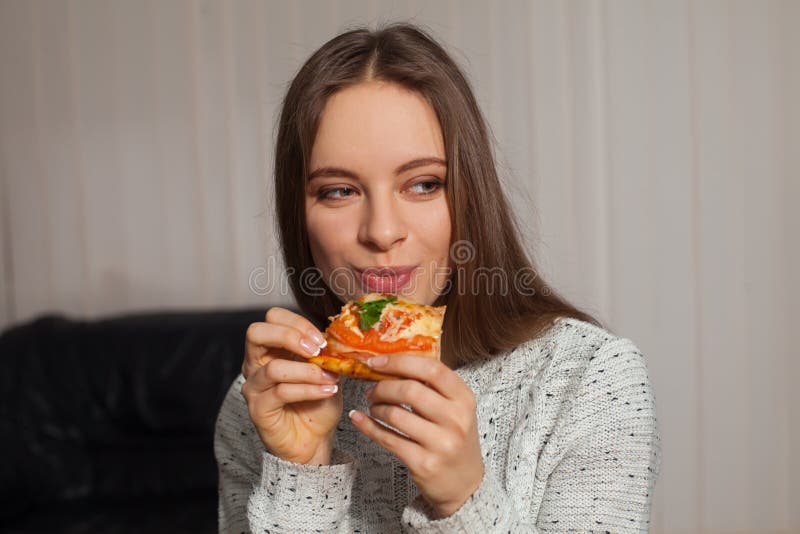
[274,22,602,366]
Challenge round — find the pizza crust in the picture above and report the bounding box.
[307,354,397,381]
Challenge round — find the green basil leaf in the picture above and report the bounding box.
[357,296,397,331]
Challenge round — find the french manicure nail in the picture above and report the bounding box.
[320,384,338,394]
[307,330,326,347]
[300,338,319,356]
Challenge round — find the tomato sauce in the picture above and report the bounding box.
[327,319,435,353]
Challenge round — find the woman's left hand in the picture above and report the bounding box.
[348,354,484,518]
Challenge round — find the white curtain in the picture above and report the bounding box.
[1,1,797,532]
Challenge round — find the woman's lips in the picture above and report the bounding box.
[355,266,417,293]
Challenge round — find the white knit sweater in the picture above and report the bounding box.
[214,317,661,533]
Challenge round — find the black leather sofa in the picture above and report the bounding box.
[0,307,266,533]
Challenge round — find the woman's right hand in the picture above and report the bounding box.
[241,307,342,465]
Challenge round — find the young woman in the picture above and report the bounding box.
[215,23,660,533]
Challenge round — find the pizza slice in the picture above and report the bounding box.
[308,293,446,381]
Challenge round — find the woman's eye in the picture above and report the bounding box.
[407,180,443,195]
[318,186,356,200]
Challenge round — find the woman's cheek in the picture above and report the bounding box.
[413,196,451,256]
[306,209,355,271]
[406,197,451,301]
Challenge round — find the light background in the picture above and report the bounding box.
[1,1,797,532]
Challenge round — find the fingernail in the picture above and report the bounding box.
[348,409,363,423]
[300,338,320,356]
[322,370,339,381]
[365,385,375,396]
[307,329,326,347]
[368,355,388,367]
[320,384,338,394]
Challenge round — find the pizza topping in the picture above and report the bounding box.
[332,306,365,339]
[326,319,436,353]
[356,295,397,331]
[323,293,443,355]
[378,305,414,341]
[379,302,443,341]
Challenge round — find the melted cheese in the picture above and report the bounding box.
[336,304,364,339]
[377,302,444,341]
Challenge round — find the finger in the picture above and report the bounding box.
[245,321,326,364]
[241,345,295,380]
[367,403,440,447]
[246,358,339,394]
[366,354,466,401]
[264,307,326,347]
[246,382,339,414]
[366,379,448,425]
[348,409,424,464]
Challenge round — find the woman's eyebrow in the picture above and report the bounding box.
[307,156,447,181]
[395,156,447,174]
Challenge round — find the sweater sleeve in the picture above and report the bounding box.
[400,337,660,533]
[245,449,357,532]
[400,467,541,533]
[215,374,358,533]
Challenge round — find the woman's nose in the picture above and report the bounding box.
[358,196,407,251]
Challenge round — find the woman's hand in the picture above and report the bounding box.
[241,307,342,465]
[348,355,484,518]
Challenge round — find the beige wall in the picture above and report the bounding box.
[1,1,798,532]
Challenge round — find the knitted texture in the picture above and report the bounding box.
[215,317,661,533]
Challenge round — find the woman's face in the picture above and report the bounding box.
[305,81,451,306]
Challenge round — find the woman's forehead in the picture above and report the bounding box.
[310,82,445,170]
